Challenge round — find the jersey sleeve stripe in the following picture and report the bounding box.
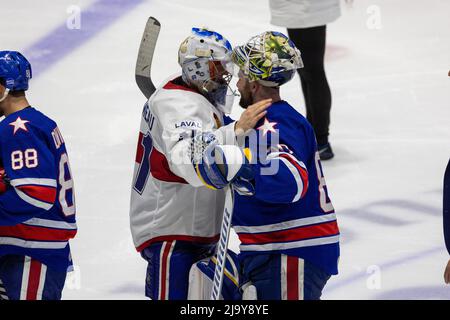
[13,188,53,210]
[16,185,57,204]
[9,178,58,209]
[266,151,308,202]
[10,178,57,188]
[0,224,77,242]
[279,153,309,199]
[278,157,304,202]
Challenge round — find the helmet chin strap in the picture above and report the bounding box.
[0,88,10,103]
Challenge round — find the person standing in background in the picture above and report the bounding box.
[269,0,341,160]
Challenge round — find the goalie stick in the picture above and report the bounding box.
[210,185,234,300]
[135,17,161,99]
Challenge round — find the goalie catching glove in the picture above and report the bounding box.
[192,132,254,194]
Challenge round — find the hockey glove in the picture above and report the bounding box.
[193,132,248,190]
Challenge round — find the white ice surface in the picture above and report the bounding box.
[1,0,449,299]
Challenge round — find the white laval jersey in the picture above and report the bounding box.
[130,75,237,252]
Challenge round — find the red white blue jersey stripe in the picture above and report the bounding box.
[267,151,309,202]
[235,213,339,251]
[10,178,57,211]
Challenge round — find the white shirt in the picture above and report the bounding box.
[269,0,341,29]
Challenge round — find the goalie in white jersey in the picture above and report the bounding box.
[129,28,271,300]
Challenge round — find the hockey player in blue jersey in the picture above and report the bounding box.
[0,51,77,300]
[231,32,340,300]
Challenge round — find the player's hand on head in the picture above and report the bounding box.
[235,99,272,136]
[444,259,450,284]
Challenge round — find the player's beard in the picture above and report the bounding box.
[238,83,253,109]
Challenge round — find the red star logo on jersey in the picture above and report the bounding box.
[9,117,30,135]
[257,118,277,136]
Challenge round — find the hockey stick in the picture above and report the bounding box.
[210,185,234,300]
[135,17,161,99]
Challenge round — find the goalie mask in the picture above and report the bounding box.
[178,27,237,114]
[232,31,303,87]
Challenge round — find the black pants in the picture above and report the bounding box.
[288,26,332,146]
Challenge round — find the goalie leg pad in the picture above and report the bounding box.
[141,241,215,300]
[188,250,242,300]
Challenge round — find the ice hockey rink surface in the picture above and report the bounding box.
[2,0,449,299]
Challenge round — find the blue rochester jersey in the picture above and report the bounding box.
[0,107,76,272]
[232,100,340,276]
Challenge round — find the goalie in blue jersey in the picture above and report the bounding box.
[0,51,77,300]
[230,32,340,300]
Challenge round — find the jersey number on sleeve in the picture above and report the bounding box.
[133,133,153,194]
[59,153,76,216]
[314,151,334,213]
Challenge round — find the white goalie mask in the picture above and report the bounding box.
[178,27,237,114]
